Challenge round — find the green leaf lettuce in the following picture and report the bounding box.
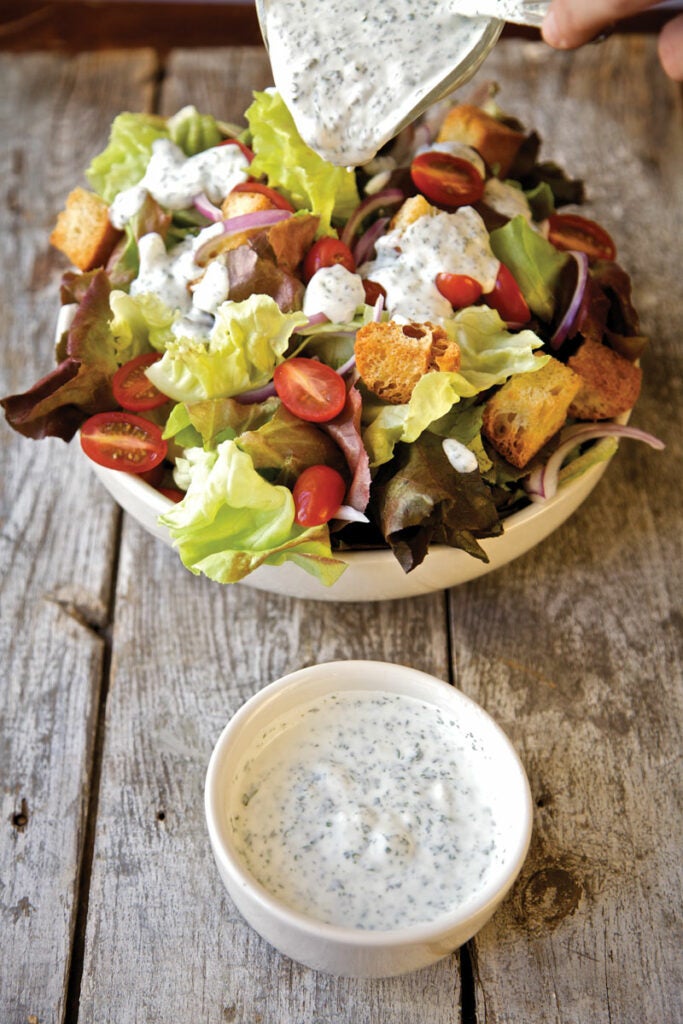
[245,90,359,235]
[160,440,347,585]
[362,307,547,467]
[86,113,169,204]
[489,215,569,322]
[145,294,307,403]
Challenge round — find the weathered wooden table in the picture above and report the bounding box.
[1,34,681,1024]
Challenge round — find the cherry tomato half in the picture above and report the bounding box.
[157,486,185,503]
[112,353,167,412]
[217,138,255,162]
[80,411,167,474]
[410,152,484,209]
[303,237,356,283]
[273,357,347,423]
[293,464,346,527]
[231,181,295,212]
[484,264,531,324]
[547,213,616,262]
[435,273,483,309]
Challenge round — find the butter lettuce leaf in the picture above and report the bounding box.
[453,306,548,390]
[165,394,281,450]
[86,107,224,204]
[146,295,307,403]
[109,290,177,360]
[86,112,168,204]
[489,215,569,322]
[167,105,222,155]
[245,90,359,235]
[160,440,346,585]
[362,371,478,468]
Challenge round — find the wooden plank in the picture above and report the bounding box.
[448,37,683,1024]
[75,48,458,1023]
[0,1,674,54]
[0,51,158,1023]
[0,2,263,53]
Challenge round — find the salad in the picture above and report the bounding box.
[1,90,662,587]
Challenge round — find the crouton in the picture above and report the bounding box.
[568,339,642,420]
[267,214,319,272]
[49,187,122,271]
[436,104,525,178]
[390,195,435,231]
[482,356,581,468]
[220,189,279,220]
[354,320,460,405]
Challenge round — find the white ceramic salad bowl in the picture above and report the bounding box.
[89,450,613,601]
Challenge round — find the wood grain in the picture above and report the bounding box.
[0,35,680,1024]
[0,1,674,53]
[73,48,459,1024]
[0,50,158,1024]
[449,36,683,1024]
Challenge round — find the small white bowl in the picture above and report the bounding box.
[204,661,532,978]
[89,450,612,601]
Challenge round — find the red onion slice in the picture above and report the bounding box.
[193,192,223,222]
[194,209,292,263]
[336,353,356,377]
[550,250,589,350]
[332,504,370,524]
[235,381,277,405]
[525,422,665,502]
[340,189,404,250]
[301,313,329,329]
[353,217,390,266]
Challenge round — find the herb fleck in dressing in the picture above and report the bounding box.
[229,691,505,930]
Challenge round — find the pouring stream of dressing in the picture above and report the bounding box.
[257,0,550,166]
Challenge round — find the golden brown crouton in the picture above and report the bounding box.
[390,195,435,231]
[436,104,525,178]
[220,189,278,220]
[355,320,460,405]
[482,356,581,468]
[567,339,642,420]
[267,214,319,272]
[49,187,122,271]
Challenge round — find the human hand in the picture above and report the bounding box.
[541,0,683,80]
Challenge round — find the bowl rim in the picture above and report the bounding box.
[90,443,609,566]
[204,659,533,946]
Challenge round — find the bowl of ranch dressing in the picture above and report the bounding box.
[205,660,532,977]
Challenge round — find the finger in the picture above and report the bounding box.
[658,13,683,80]
[542,0,660,49]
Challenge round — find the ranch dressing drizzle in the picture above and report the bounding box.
[229,690,506,931]
[361,206,499,322]
[262,0,495,166]
[261,0,550,166]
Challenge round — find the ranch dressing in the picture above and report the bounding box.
[109,137,250,228]
[360,205,499,322]
[259,0,549,166]
[261,0,493,166]
[229,690,506,930]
